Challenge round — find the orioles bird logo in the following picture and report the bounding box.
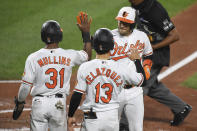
[123,12,128,17]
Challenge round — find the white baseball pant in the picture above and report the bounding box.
[30,94,67,131]
[118,88,144,131]
[80,109,119,131]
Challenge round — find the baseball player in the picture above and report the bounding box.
[128,0,192,127]
[110,7,153,131]
[13,13,92,131]
[67,28,146,131]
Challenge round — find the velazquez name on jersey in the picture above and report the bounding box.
[86,67,123,87]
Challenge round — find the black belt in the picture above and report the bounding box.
[36,93,63,98]
[123,85,134,89]
[84,111,97,119]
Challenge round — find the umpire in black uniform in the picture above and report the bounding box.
[120,0,192,129]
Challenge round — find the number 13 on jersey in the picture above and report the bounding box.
[95,82,113,104]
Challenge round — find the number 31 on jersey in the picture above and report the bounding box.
[45,68,65,89]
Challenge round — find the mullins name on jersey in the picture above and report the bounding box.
[37,56,71,67]
[85,68,123,87]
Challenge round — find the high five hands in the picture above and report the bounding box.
[76,11,92,33]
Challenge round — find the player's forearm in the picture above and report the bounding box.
[134,59,146,86]
[77,11,92,61]
[81,32,92,60]
[83,41,92,61]
[152,28,179,50]
[68,91,83,117]
[18,82,31,102]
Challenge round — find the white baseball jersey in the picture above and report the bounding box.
[110,28,153,98]
[22,48,88,96]
[74,59,144,112]
[110,28,153,61]
[110,28,153,131]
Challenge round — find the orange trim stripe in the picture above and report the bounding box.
[74,89,85,94]
[115,17,135,24]
[22,80,33,85]
[137,74,144,87]
[111,55,128,61]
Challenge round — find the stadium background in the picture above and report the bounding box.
[0,0,197,130]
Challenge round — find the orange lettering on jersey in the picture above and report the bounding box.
[110,42,118,56]
[37,59,44,67]
[121,43,128,54]
[53,56,58,64]
[61,57,71,66]
[134,40,139,48]
[101,68,106,75]
[116,80,123,87]
[96,68,101,77]
[110,71,117,79]
[38,56,71,67]
[62,57,66,65]
[117,46,123,55]
[66,58,71,66]
[114,75,120,83]
[85,68,123,86]
[114,75,123,87]
[106,69,111,77]
[90,72,96,79]
[110,42,128,56]
[48,56,53,64]
[59,56,61,64]
[111,40,145,61]
[42,57,48,65]
[129,40,144,52]
[138,42,144,50]
[86,75,94,85]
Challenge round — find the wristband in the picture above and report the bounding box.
[82,32,91,43]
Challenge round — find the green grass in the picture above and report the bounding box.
[182,72,197,89]
[0,0,197,79]
[158,0,197,17]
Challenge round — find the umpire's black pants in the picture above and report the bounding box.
[143,64,187,114]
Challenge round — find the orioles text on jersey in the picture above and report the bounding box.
[110,40,145,61]
[85,67,123,87]
[37,56,71,67]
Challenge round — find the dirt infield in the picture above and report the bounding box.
[1,3,197,131]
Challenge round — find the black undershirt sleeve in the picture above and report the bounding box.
[68,91,83,117]
[134,59,146,86]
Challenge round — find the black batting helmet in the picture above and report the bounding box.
[93,28,114,54]
[41,20,63,44]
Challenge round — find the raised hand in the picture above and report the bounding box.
[76,11,92,33]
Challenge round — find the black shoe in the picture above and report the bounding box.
[119,123,129,131]
[170,104,192,126]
